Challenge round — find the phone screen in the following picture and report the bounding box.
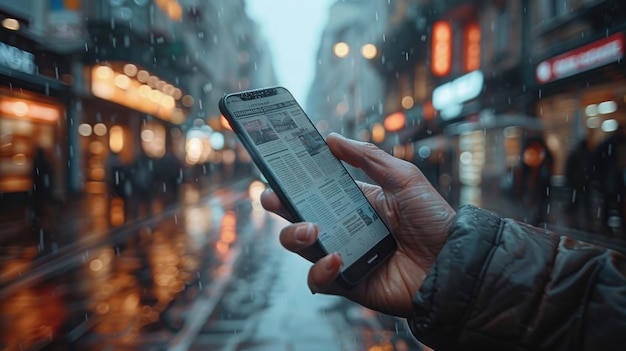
[220,87,395,285]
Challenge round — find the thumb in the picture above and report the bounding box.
[326,133,419,191]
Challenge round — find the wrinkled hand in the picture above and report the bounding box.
[260,133,456,317]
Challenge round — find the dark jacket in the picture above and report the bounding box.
[409,205,626,351]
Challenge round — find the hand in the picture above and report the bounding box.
[260,133,456,317]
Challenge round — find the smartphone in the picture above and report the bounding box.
[219,86,397,287]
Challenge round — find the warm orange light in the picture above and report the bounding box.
[114,74,131,90]
[401,96,415,109]
[2,18,20,31]
[206,116,222,131]
[220,115,232,131]
[384,111,406,132]
[371,123,386,143]
[64,0,82,11]
[360,43,378,59]
[0,99,61,123]
[333,42,350,58]
[156,0,183,22]
[166,1,183,22]
[423,100,435,121]
[109,125,124,153]
[95,65,113,80]
[216,241,230,256]
[90,65,186,124]
[216,211,237,257]
[523,141,546,168]
[141,123,166,158]
[463,22,481,72]
[393,144,406,159]
[222,212,236,228]
[110,197,125,227]
[123,64,138,77]
[432,21,453,77]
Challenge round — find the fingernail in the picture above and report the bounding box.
[324,253,338,271]
[324,254,335,272]
[295,223,315,244]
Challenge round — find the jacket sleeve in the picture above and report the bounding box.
[407,205,626,351]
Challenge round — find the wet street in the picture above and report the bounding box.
[0,178,421,351]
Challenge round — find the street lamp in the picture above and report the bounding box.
[360,43,378,60]
[2,18,20,31]
[333,42,350,58]
[333,41,378,60]
[331,41,378,138]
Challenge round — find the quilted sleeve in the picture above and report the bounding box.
[407,205,626,351]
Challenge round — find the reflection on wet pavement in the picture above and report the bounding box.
[0,180,426,350]
[0,181,254,350]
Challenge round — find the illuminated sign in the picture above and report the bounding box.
[536,33,625,84]
[432,21,453,77]
[384,111,406,132]
[0,97,61,123]
[0,42,35,74]
[433,70,484,120]
[463,22,481,73]
[90,64,187,124]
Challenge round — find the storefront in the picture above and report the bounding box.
[79,61,189,195]
[429,69,545,210]
[0,29,72,200]
[533,32,626,179]
[432,70,485,124]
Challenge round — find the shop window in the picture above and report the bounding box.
[0,90,63,193]
[581,85,626,149]
[536,95,577,178]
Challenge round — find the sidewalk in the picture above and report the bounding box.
[0,178,264,350]
[237,253,364,351]
[239,253,421,351]
[184,212,424,351]
[0,179,251,292]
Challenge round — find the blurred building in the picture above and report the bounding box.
[416,0,538,207]
[0,0,77,201]
[528,0,626,180]
[305,0,388,140]
[0,0,276,204]
[309,0,626,223]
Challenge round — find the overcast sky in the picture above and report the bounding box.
[245,0,336,103]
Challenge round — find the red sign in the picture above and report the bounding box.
[536,33,625,84]
[432,21,453,77]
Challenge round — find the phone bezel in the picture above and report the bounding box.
[218,86,397,287]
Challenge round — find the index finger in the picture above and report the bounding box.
[260,188,296,222]
[326,133,422,192]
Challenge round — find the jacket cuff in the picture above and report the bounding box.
[408,204,502,349]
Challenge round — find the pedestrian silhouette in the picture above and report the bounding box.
[30,147,54,225]
[157,150,183,204]
[565,138,594,231]
[106,151,126,198]
[129,152,156,218]
[519,137,553,226]
[593,125,626,238]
